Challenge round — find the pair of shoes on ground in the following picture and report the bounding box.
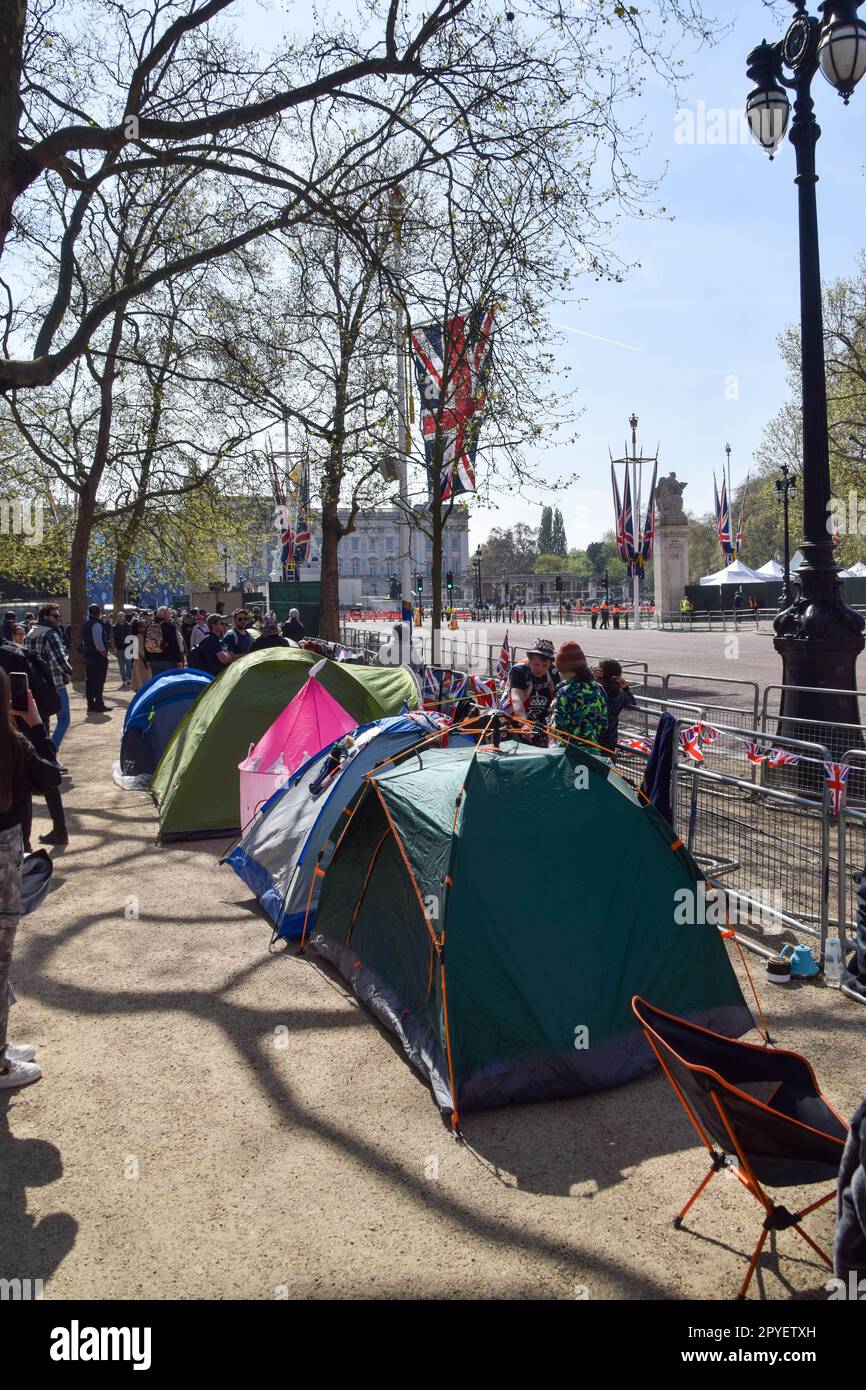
[87,704,109,714]
[0,1043,41,1089]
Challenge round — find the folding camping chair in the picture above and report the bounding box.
[631,996,848,1299]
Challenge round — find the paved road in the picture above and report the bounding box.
[346,619,800,711]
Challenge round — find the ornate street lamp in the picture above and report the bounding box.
[746,0,866,737]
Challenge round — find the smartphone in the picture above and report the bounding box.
[9,671,29,713]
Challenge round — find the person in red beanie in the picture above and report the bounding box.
[552,641,607,750]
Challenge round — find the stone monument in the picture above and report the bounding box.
[654,473,690,620]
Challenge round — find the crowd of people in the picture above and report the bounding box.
[0,598,313,1090]
[507,638,637,757]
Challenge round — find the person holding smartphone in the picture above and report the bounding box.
[0,670,63,1089]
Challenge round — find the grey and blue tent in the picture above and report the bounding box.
[114,669,212,789]
[225,711,471,940]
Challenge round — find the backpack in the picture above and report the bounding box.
[144,620,165,655]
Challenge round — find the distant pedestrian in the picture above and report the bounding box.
[249,617,289,653]
[189,614,232,676]
[81,604,110,712]
[24,604,73,752]
[222,609,253,659]
[189,611,209,649]
[111,611,132,688]
[600,601,610,630]
[143,605,185,678]
[590,603,599,630]
[281,608,305,643]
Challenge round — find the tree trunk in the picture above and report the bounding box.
[319,496,343,641]
[112,553,128,612]
[69,488,97,681]
[0,2,38,264]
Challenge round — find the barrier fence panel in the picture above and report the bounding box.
[837,749,866,990]
[671,716,832,963]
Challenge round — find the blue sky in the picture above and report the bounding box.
[242,2,866,554]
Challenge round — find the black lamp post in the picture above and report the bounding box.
[747,1,866,732]
[473,545,482,607]
[775,462,798,610]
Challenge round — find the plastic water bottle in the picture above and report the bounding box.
[824,938,843,989]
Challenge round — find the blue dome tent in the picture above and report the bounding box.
[114,669,213,789]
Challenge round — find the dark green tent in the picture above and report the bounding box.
[151,649,419,839]
[309,742,752,1125]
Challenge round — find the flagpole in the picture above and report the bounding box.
[726,442,733,562]
[391,188,413,643]
[631,413,641,631]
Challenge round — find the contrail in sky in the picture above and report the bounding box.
[551,322,641,352]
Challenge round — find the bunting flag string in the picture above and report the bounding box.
[823,761,851,816]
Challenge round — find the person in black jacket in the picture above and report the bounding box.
[281,608,305,642]
[81,604,109,711]
[189,614,232,676]
[0,670,61,1089]
[248,617,289,653]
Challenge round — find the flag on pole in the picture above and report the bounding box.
[718,475,733,563]
[639,459,658,566]
[823,761,850,816]
[612,463,627,562]
[622,463,636,576]
[410,308,495,501]
[496,631,511,684]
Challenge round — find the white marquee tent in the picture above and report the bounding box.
[699,557,769,587]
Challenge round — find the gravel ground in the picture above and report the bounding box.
[1,680,862,1302]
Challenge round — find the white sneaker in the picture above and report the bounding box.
[6,1042,36,1062]
[0,1057,42,1089]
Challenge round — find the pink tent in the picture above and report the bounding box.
[238,674,356,831]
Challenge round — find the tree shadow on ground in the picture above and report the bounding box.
[0,1100,78,1287]
[10,913,677,1300]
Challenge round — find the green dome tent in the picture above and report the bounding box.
[151,649,419,840]
[308,742,752,1126]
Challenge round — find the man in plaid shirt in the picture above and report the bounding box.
[23,603,73,752]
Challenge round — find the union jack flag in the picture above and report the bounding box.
[411,308,495,500]
[619,735,653,755]
[422,668,469,709]
[699,724,721,745]
[280,518,294,571]
[768,748,801,769]
[640,460,658,565]
[823,761,851,816]
[744,739,772,765]
[717,474,733,562]
[468,674,497,707]
[496,631,511,684]
[612,464,627,563]
[621,463,636,573]
[680,728,703,762]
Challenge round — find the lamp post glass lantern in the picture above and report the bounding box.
[746,0,866,741]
